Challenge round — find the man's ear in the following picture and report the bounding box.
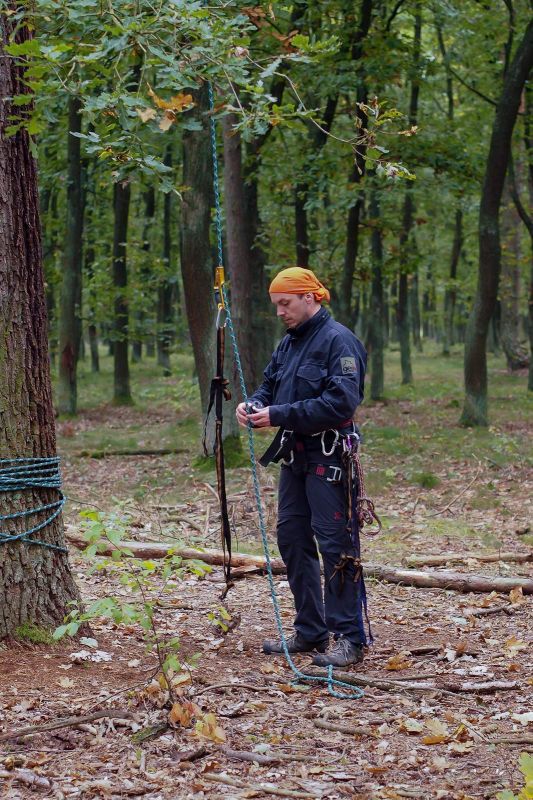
[305,292,313,303]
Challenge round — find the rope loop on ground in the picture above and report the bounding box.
[0,457,67,553]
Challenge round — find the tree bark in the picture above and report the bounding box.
[443,208,463,355]
[223,113,255,391]
[180,85,217,422]
[367,183,384,400]
[112,179,133,404]
[461,19,533,425]
[57,96,84,415]
[397,4,421,384]
[157,149,174,376]
[500,179,528,369]
[132,186,156,363]
[337,0,373,328]
[0,9,79,638]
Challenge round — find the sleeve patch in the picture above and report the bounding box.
[340,356,357,375]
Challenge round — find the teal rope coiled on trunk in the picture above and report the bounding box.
[0,457,67,553]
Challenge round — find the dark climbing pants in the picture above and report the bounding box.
[277,463,367,646]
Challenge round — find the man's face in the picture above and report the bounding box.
[270,292,316,329]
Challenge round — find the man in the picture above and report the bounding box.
[236,267,369,668]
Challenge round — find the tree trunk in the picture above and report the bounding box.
[57,96,84,415]
[397,4,421,384]
[294,182,310,267]
[132,186,156,363]
[443,208,463,355]
[410,268,422,353]
[223,114,255,391]
[0,11,79,638]
[157,150,173,376]
[500,180,528,369]
[180,86,217,418]
[461,19,533,425]
[112,180,133,404]
[337,0,372,328]
[368,183,384,400]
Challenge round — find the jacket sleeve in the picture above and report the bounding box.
[268,334,366,434]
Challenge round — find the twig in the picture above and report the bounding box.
[202,773,317,798]
[469,604,514,618]
[195,682,274,696]
[313,719,374,736]
[220,746,280,765]
[429,469,481,517]
[489,734,533,745]
[174,745,209,763]
[0,710,133,743]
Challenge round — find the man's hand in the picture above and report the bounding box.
[235,402,273,429]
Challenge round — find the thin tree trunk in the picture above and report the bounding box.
[368,184,384,400]
[500,179,528,369]
[112,180,133,404]
[223,113,255,391]
[397,4,421,384]
[157,150,173,376]
[57,96,84,415]
[132,186,156,363]
[461,19,533,425]
[294,182,310,266]
[443,209,463,355]
[337,0,372,328]
[0,10,79,637]
[410,269,422,353]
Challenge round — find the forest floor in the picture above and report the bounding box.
[0,346,532,800]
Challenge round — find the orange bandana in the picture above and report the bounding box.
[269,267,330,303]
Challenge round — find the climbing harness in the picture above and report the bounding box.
[0,457,67,553]
[204,79,366,700]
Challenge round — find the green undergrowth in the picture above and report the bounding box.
[15,622,55,645]
[55,343,532,549]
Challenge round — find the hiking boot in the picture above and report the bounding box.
[311,637,364,668]
[263,632,329,655]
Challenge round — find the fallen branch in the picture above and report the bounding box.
[299,667,432,694]
[73,447,186,459]
[202,773,316,798]
[220,746,280,765]
[489,734,533,745]
[0,768,52,791]
[469,604,514,617]
[405,551,533,568]
[313,719,374,736]
[66,538,533,594]
[0,710,133,743]
[195,682,274,696]
[437,680,518,694]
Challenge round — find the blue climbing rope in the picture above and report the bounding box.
[0,457,67,553]
[205,81,363,701]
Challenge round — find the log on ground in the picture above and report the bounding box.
[66,537,533,594]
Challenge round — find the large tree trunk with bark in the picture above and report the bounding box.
[0,12,79,638]
[180,87,218,418]
[461,19,533,425]
[57,96,84,415]
[223,114,255,392]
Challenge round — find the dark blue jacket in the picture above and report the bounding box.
[249,307,367,435]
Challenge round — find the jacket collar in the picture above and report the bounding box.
[288,306,329,339]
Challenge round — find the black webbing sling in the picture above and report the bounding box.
[202,268,233,595]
